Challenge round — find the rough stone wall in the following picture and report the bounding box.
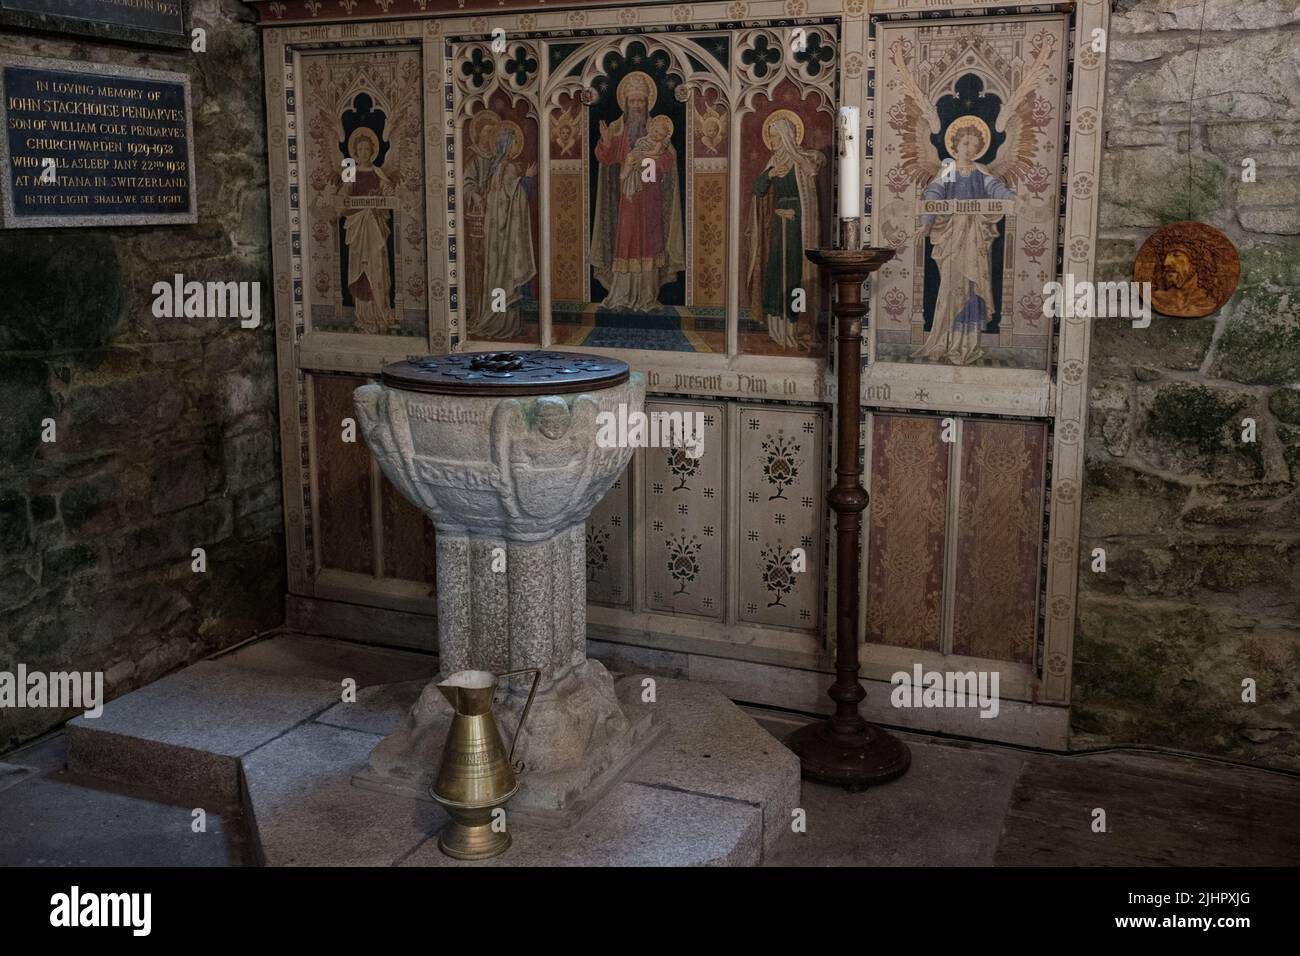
[1077,0,1300,767]
[0,0,283,751]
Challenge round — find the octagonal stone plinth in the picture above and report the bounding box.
[352,354,653,820]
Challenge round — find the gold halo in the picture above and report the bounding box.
[468,108,502,148]
[616,71,658,112]
[649,114,674,138]
[501,120,525,160]
[347,126,380,157]
[944,115,991,158]
[762,109,805,150]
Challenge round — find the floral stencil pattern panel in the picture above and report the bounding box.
[871,15,1068,370]
[300,47,428,337]
[643,400,725,619]
[738,405,824,631]
[586,466,631,608]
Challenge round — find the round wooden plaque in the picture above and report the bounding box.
[1134,221,1239,318]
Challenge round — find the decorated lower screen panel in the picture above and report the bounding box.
[586,465,631,608]
[309,372,437,586]
[736,404,825,631]
[864,412,1047,666]
[643,399,727,619]
[865,413,949,652]
[312,373,377,576]
[951,419,1047,665]
[584,398,826,640]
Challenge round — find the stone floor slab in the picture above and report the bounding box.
[0,772,241,866]
[0,761,38,793]
[243,719,763,867]
[762,727,1026,867]
[620,676,800,854]
[995,750,1300,866]
[219,633,439,689]
[242,722,439,867]
[72,636,789,866]
[67,659,342,805]
[316,679,428,736]
[400,781,763,867]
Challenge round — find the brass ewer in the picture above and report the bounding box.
[431,667,541,860]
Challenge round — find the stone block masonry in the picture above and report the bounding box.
[0,0,283,752]
[1080,0,1300,768]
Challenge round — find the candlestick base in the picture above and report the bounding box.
[786,718,911,790]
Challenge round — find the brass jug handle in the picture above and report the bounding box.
[497,667,542,771]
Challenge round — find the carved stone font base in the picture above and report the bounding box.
[352,366,649,820]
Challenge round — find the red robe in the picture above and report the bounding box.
[594,130,671,266]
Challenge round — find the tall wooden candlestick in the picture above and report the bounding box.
[785,230,911,789]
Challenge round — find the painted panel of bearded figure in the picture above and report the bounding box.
[547,38,726,354]
[461,93,540,345]
[870,15,1068,370]
[300,48,428,337]
[739,79,833,358]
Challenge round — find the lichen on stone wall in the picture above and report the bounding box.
[1144,383,1247,453]
[1082,0,1300,769]
[1209,290,1300,386]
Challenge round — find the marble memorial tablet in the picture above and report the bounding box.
[0,0,190,49]
[0,55,197,229]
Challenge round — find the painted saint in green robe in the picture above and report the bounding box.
[746,111,824,351]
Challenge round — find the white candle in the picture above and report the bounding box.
[838,106,860,219]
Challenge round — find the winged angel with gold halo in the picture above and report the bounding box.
[888,36,1056,365]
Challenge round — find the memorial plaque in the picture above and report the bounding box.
[0,0,190,49]
[0,55,197,229]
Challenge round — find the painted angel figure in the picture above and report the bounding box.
[890,37,1055,365]
[307,83,417,336]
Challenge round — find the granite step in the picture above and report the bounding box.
[66,635,439,806]
[66,634,799,865]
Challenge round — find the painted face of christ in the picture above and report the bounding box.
[1162,251,1195,289]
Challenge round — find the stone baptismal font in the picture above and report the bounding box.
[353,350,658,823]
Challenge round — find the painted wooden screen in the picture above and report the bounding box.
[258,0,1109,746]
